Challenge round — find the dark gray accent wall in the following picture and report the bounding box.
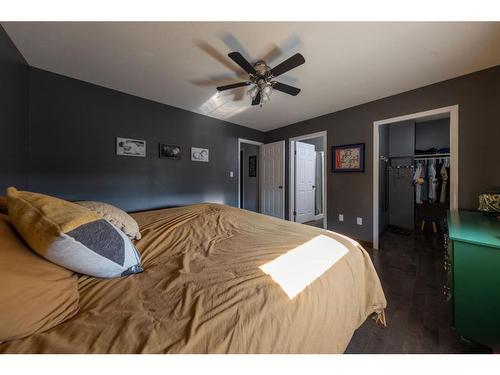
[388,120,415,229]
[266,65,500,242]
[240,143,259,212]
[378,124,389,233]
[389,120,415,157]
[415,118,450,151]
[25,68,264,212]
[0,26,29,194]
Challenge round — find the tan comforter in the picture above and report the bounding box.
[0,203,386,353]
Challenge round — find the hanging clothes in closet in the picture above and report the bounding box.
[439,161,449,203]
[413,157,450,205]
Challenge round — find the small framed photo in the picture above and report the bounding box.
[191,147,209,162]
[159,143,181,160]
[332,143,365,172]
[116,137,146,157]
[249,155,257,177]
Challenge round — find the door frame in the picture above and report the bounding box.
[373,105,459,249]
[289,130,328,229]
[238,138,264,210]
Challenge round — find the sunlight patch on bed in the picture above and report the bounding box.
[259,235,349,299]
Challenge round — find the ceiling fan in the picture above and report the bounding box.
[216,52,305,106]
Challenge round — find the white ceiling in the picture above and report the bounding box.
[4,22,500,132]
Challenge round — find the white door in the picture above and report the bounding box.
[295,141,316,223]
[260,140,285,219]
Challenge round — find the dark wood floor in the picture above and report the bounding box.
[345,230,492,354]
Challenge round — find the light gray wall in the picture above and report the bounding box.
[0,26,29,194]
[241,143,259,213]
[267,65,500,243]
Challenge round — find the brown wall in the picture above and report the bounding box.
[266,65,500,242]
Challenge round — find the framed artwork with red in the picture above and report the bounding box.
[332,143,365,172]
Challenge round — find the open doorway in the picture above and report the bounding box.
[289,131,327,229]
[373,105,458,249]
[238,138,263,213]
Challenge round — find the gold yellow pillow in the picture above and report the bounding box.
[6,187,143,278]
[0,213,79,342]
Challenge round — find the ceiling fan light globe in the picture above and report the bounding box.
[262,85,272,96]
[248,86,259,98]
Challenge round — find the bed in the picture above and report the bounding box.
[0,203,386,353]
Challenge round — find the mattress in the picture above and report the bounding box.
[0,203,386,353]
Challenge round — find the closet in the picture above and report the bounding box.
[379,116,450,234]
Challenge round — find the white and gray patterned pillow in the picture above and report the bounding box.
[47,219,143,278]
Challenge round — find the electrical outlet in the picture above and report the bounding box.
[339,214,344,222]
[229,171,234,178]
[357,217,363,225]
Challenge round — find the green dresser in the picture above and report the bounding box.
[446,210,500,349]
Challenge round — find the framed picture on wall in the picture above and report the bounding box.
[159,143,181,160]
[116,137,146,157]
[332,143,365,172]
[249,155,257,177]
[191,147,209,162]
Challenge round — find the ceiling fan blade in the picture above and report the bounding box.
[270,53,305,78]
[228,52,256,75]
[252,91,261,106]
[272,82,301,96]
[216,81,251,91]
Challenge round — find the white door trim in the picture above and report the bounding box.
[238,138,264,209]
[373,105,459,249]
[314,150,325,221]
[289,130,328,229]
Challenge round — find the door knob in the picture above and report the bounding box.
[312,185,316,189]
[278,185,283,189]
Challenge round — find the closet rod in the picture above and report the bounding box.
[413,153,450,159]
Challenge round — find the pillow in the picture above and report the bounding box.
[75,200,141,240]
[0,196,7,214]
[0,213,80,342]
[6,187,143,278]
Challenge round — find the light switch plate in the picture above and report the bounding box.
[357,217,363,225]
[339,214,344,222]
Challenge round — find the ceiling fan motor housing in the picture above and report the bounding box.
[253,60,271,76]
